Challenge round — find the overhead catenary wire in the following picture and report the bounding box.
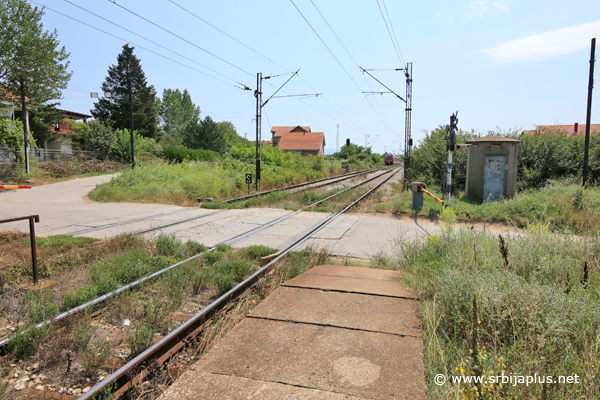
[32,1,246,90]
[166,0,376,139]
[106,0,254,82]
[376,0,405,68]
[63,0,246,88]
[289,0,395,137]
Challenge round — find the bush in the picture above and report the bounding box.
[243,245,278,260]
[164,147,219,163]
[212,260,252,295]
[63,285,99,310]
[6,326,48,358]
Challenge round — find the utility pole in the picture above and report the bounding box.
[127,60,134,169]
[336,124,339,153]
[404,62,413,176]
[255,73,262,191]
[254,70,311,192]
[359,64,412,179]
[583,37,596,187]
[445,111,458,206]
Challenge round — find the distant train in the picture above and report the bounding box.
[384,153,395,165]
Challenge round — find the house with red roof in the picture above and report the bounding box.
[270,125,326,156]
[523,123,600,137]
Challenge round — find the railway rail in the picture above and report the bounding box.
[1,167,400,398]
[36,166,389,241]
[78,167,399,399]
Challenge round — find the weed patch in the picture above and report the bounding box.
[395,227,600,399]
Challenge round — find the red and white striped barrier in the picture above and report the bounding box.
[0,185,32,189]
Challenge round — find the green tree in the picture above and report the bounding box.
[184,115,226,153]
[69,120,114,156]
[0,0,72,173]
[217,121,251,151]
[158,88,199,145]
[91,44,159,139]
[25,103,63,146]
[0,113,24,149]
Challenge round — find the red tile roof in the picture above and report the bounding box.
[523,124,600,137]
[271,125,311,137]
[278,132,324,151]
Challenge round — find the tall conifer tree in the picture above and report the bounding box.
[91,44,158,139]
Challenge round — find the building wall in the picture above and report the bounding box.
[465,142,519,203]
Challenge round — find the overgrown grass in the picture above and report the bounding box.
[393,213,600,399]
[377,181,600,235]
[27,235,99,250]
[88,157,344,205]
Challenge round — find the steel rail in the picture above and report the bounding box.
[0,168,399,352]
[131,210,228,235]
[223,167,381,203]
[305,168,393,208]
[55,206,203,237]
[80,166,400,400]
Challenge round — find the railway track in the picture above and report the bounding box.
[2,167,400,398]
[78,167,399,399]
[36,166,388,241]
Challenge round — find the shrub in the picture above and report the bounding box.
[24,289,59,324]
[163,147,219,163]
[192,269,211,295]
[126,322,156,358]
[63,285,99,310]
[6,326,48,358]
[243,245,278,260]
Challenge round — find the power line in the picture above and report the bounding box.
[166,0,377,139]
[381,0,405,66]
[289,0,395,137]
[167,0,291,74]
[32,1,246,90]
[376,0,405,67]
[107,0,254,79]
[64,0,245,88]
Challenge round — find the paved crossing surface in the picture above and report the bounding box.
[158,264,425,400]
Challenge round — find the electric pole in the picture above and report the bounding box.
[359,64,413,179]
[583,37,596,187]
[336,124,339,153]
[404,62,413,176]
[127,60,134,169]
[445,111,458,206]
[255,73,262,191]
[254,70,313,192]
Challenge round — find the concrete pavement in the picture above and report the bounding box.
[158,265,425,400]
[1,174,515,259]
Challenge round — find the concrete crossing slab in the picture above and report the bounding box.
[283,273,415,298]
[305,264,400,281]
[249,286,421,337]
[185,318,425,400]
[159,370,367,400]
[158,265,425,399]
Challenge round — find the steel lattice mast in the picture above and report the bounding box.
[404,62,412,173]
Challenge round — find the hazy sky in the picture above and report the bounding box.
[33,0,600,154]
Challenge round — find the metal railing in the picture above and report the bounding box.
[0,215,39,284]
[0,147,105,164]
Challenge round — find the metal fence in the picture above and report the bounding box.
[0,147,105,164]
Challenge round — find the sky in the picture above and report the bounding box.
[31,0,600,155]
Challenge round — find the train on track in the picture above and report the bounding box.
[384,153,396,165]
